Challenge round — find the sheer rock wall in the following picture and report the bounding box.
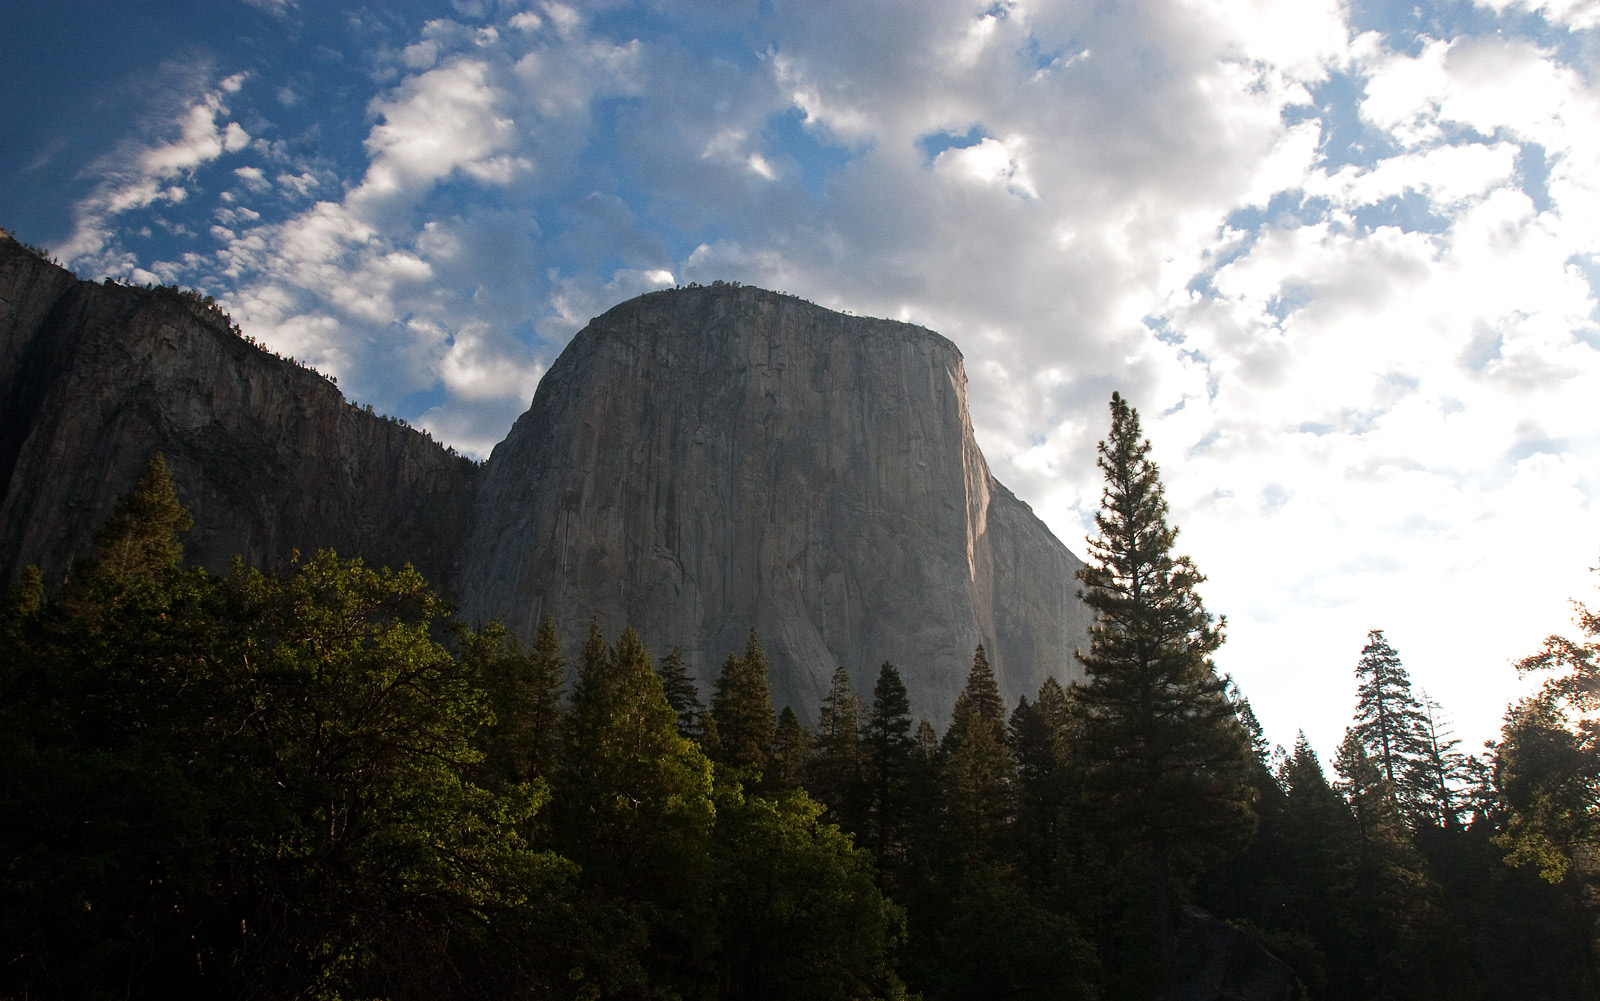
[459,285,1091,723]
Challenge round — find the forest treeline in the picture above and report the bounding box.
[4,397,1600,1001]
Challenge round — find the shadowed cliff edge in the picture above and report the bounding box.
[0,229,481,593]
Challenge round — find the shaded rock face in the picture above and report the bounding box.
[459,284,1092,724]
[0,233,481,590]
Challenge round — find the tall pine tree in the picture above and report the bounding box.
[941,644,1016,869]
[657,645,705,742]
[1072,392,1256,993]
[709,630,776,781]
[865,662,916,882]
[811,664,865,831]
[1352,629,1431,819]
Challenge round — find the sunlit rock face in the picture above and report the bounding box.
[0,232,481,591]
[460,284,1092,724]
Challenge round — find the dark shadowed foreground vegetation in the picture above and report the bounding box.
[4,398,1600,1000]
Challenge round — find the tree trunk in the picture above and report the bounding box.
[1153,829,1178,1001]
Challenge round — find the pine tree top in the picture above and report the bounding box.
[88,453,193,582]
[962,645,1005,726]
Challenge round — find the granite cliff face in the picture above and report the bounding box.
[1,229,1090,723]
[0,232,481,589]
[459,285,1092,723]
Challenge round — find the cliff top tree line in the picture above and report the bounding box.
[3,395,1598,1000]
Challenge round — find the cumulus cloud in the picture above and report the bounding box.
[51,0,1600,754]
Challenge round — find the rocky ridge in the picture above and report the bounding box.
[0,231,481,591]
[0,232,1090,721]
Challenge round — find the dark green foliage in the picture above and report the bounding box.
[557,624,715,899]
[710,630,777,780]
[1072,392,1256,987]
[658,643,706,740]
[73,452,192,595]
[865,662,917,884]
[710,786,907,1001]
[1010,685,1072,894]
[554,624,718,995]
[462,615,565,786]
[929,871,1097,1001]
[770,705,812,790]
[940,645,1016,869]
[1331,730,1478,999]
[812,664,866,831]
[0,459,571,1000]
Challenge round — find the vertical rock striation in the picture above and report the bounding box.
[0,231,481,590]
[459,284,1091,723]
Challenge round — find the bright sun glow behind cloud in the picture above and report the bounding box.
[6,0,1598,759]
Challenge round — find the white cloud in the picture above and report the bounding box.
[234,166,271,192]
[1473,0,1600,29]
[58,73,254,267]
[56,0,1600,756]
[933,136,1039,199]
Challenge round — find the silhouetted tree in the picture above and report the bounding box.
[865,662,917,883]
[1072,392,1256,995]
[1352,629,1432,819]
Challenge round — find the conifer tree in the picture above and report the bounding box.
[941,645,1016,868]
[811,664,865,829]
[82,453,192,585]
[709,630,776,780]
[459,617,564,786]
[865,662,916,879]
[1072,392,1255,990]
[1279,735,1357,962]
[1010,690,1071,891]
[527,614,566,772]
[1332,729,1462,998]
[769,706,811,791]
[1352,629,1431,817]
[558,624,715,903]
[657,645,705,742]
[1413,693,1471,828]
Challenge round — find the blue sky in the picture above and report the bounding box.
[5,0,1600,760]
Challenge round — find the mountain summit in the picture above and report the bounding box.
[0,234,1088,721]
